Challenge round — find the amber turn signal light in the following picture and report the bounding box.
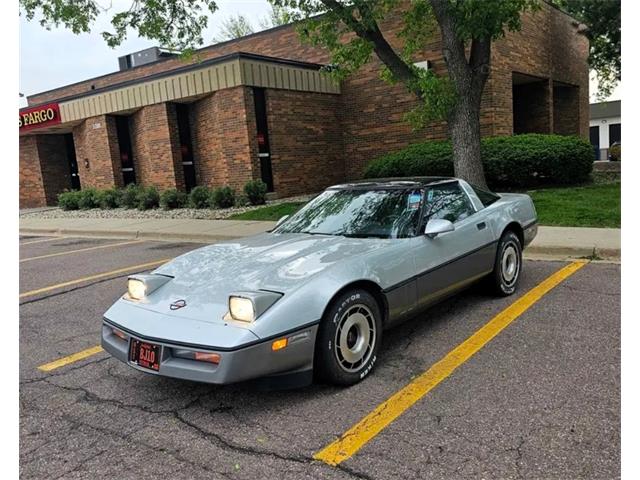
[194,352,221,364]
[112,328,127,340]
[271,338,288,351]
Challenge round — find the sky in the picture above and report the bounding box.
[19,1,620,107]
[19,0,273,107]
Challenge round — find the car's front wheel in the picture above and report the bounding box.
[315,289,382,386]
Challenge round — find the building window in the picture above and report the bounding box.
[175,103,197,192]
[253,88,274,192]
[115,116,136,185]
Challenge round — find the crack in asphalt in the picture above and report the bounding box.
[20,356,111,386]
[58,414,234,480]
[27,378,371,480]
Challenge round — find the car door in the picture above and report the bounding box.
[412,181,495,309]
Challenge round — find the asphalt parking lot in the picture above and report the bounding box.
[19,235,620,479]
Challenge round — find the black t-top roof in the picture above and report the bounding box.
[328,177,457,190]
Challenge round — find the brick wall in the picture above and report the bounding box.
[19,136,46,208]
[129,103,184,190]
[73,115,123,189]
[19,135,74,208]
[22,0,589,199]
[553,85,581,135]
[489,3,588,138]
[189,87,257,191]
[266,89,344,196]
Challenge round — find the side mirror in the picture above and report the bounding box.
[275,215,289,228]
[424,219,454,238]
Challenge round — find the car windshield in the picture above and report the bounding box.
[273,188,423,239]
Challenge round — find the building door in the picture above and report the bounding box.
[589,126,600,160]
[609,123,621,146]
[175,103,197,192]
[64,134,81,190]
[115,116,136,185]
[253,88,274,192]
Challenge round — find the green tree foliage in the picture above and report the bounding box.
[269,0,537,187]
[554,0,620,98]
[19,0,218,50]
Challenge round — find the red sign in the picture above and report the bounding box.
[19,103,61,132]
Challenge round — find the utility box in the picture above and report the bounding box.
[118,47,178,71]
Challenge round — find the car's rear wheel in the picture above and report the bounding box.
[315,289,382,386]
[490,230,522,296]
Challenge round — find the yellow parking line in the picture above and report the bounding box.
[20,240,143,263]
[38,345,105,372]
[19,258,170,299]
[314,260,588,466]
[19,237,61,246]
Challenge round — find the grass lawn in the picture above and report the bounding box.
[228,202,306,221]
[230,183,620,228]
[527,182,620,228]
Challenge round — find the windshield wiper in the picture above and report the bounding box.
[341,233,389,239]
[299,231,335,236]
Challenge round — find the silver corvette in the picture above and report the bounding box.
[102,177,537,387]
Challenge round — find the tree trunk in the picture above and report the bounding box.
[429,0,490,188]
[448,97,487,188]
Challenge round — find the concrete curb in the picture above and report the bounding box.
[18,227,249,245]
[19,225,621,262]
[525,244,620,261]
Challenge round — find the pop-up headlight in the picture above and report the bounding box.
[226,291,283,323]
[126,274,172,301]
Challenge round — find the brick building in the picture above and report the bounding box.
[19,1,589,208]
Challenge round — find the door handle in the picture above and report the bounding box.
[476,222,486,231]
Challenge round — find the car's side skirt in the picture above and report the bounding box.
[383,240,498,328]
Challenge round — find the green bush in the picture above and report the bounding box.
[77,188,100,210]
[97,188,122,209]
[160,188,188,210]
[57,190,81,211]
[189,186,211,209]
[244,179,268,205]
[121,184,141,209]
[136,186,160,210]
[609,143,621,162]
[210,186,236,208]
[363,134,595,188]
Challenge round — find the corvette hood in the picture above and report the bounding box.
[123,233,391,324]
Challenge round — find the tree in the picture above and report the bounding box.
[555,0,620,99]
[215,6,295,43]
[259,5,295,30]
[19,0,218,50]
[270,0,538,187]
[213,14,255,43]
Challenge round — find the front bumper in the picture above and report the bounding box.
[101,320,318,385]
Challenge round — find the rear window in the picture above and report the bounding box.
[469,184,500,207]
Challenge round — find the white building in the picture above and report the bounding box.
[589,100,621,161]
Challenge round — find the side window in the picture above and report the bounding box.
[469,183,500,207]
[423,183,475,224]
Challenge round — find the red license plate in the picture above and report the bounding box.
[129,340,161,371]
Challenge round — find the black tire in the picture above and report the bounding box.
[314,289,383,386]
[490,230,523,296]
